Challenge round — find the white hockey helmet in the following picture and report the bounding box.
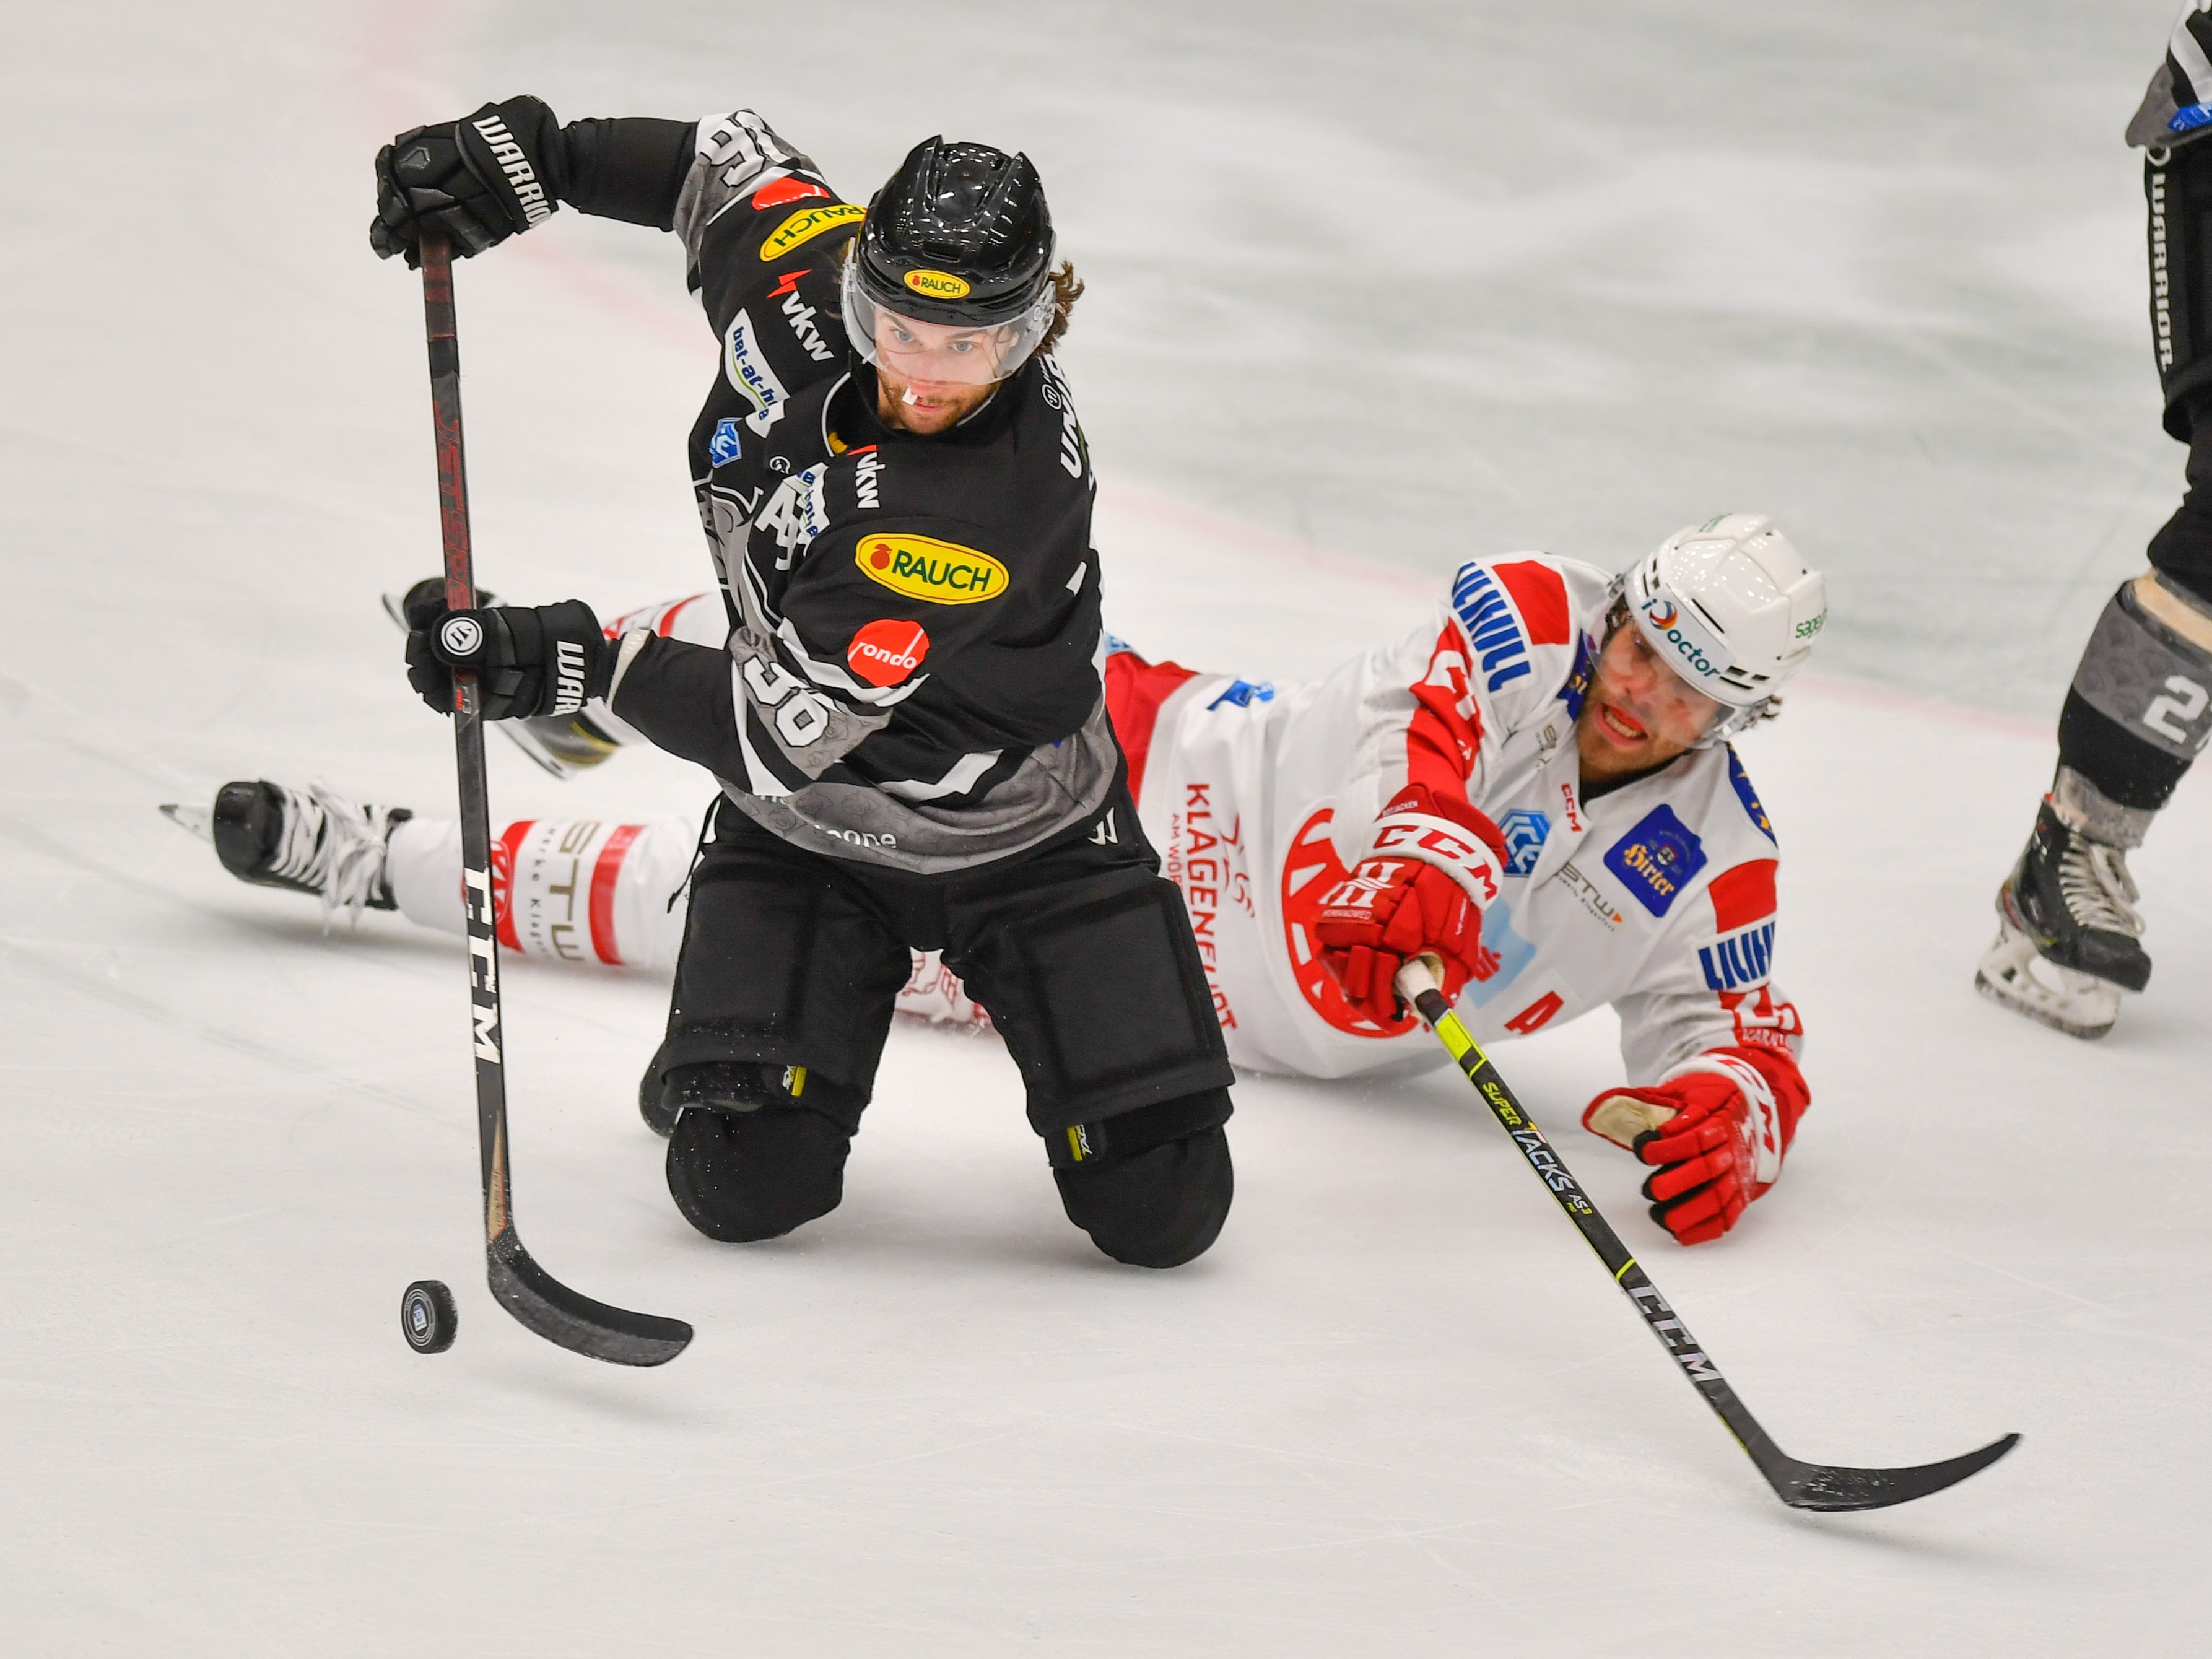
[1621,514,1827,725]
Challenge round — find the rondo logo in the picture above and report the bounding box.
[855,534,1009,605]
[902,268,972,300]
[846,619,930,687]
[759,202,865,260]
[439,615,484,657]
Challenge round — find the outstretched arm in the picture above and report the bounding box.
[1588,863,1810,1247]
[370,97,697,265]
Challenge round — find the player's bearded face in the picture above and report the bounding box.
[1575,620,1726,778]
[870,310,1014,433]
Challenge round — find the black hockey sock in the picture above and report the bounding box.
[2057,692,2191,812]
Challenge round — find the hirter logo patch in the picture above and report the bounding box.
[1601,804,1708,917]
[847,619,930,687]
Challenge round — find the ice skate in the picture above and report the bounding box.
[160,780,409,921]
[1975,919,2125,1039]
[1975,796,2149,1038]
[383,580,624,780]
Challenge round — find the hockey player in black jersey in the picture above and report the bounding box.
[1977,14,2212,1040]
[372,101,1235,1267]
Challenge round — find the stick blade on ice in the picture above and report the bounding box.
[489,1232,693,1368]
[1767,1432,2021,1513]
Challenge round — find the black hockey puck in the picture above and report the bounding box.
[401,1280,458,1354]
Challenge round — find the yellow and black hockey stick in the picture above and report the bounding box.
[1393,959,2015,1510]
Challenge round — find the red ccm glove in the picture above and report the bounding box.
[1313,785,1509,1024]
[1582,1049,1807,1245]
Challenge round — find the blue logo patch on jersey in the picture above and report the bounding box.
[1557,630,1595,720]
[1461,899,1539,1009]
[1450,562,1532,694]
[2172,103,2212,134]
[1206,677,1275,710]
[1725,744,1775,844]
[1498,808,1551,876]
[708,418,744,468]
[1700,921,1775,991]
[1602,804,1708,917]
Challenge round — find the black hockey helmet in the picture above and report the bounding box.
[848,136,1055,329]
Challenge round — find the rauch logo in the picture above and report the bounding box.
[759,202,864,261]
[855,536,1008,605]
[903,269,972,299]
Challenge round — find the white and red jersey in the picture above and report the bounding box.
[381,559,1806,1095]
[1107,554,1806,1098]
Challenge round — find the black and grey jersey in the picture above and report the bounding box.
[565,109,1115,876]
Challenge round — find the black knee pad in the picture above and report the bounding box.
[1052,1091,1234,1269]
[665,1103,851,1243]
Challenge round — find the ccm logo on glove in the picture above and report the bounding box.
[1313,785,1510,1024]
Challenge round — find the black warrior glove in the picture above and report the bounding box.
[406,593,611,722]
[371,95,567,267]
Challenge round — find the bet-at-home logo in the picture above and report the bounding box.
[855,535,1008,604]
[723,310,787,416]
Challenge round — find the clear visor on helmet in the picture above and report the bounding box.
[1603,590,1772,748]
[840,255,1055,389]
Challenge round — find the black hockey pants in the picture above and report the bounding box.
[656,787,1235,1266]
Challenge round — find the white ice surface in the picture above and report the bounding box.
[3,2,2208,1654]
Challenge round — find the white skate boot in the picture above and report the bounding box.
[161,779,410,923]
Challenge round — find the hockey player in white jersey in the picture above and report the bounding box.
[173,515,1826,1245]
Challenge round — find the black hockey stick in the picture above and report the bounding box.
[417,232,692,1367]
[1392,960,2014,1510]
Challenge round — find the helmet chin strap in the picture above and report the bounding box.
[1692,696,1776,748]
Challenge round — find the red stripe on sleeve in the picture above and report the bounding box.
[493,820,534,952]
[1492,560,1571,646]
[589,824,642,967]
[1709,858,1779,932]
[1404,621,1486,806]
[657,594,703,637]
[1104,651,1200,806]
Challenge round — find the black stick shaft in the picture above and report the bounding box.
[418,235,518,1258]
[1397,965,1793,1481]
[405,237,690,1367]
